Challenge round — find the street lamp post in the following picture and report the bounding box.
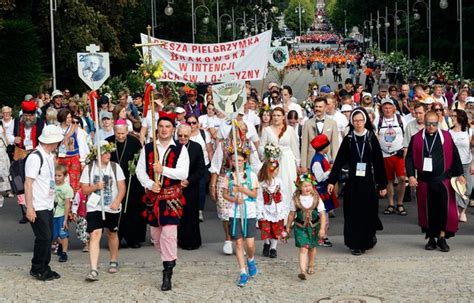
[440,0,463,80]
[344,9,347,36]
[413,0,431,71]
[219,13,233,41]
[395,2,410,57]
[192,2,211,43]
[50,0,57,90]
[295,2,305,37]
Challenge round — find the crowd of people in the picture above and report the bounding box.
[299,33,342,44]
[4,65,474,289]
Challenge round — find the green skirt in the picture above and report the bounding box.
[294,222,320,248]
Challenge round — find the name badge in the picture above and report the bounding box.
[24,139,33,151]
[356,162,367,177]
[58,144,67,158]
[423,157,433,172]
[49,180,55,197]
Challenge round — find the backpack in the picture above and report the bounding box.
[8,150,43,195]
[377,114,405,136]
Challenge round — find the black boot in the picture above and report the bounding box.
[161,260,175,291]
[19,205,28,224]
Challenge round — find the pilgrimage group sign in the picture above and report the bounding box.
[140,30,272,83]
[77,44,110,90]
[212,81,247,117]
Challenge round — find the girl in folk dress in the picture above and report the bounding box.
[256,158,287,258]
[287,173,326,281]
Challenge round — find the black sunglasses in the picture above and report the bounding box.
[187,121,198,125]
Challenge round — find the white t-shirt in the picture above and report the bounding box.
[198,114,223,130]
[25,145,56,211]
[290,195,326,212]
[190,131,211,165]
[79,162,126,213]
[223,170,259,219]
[449,129,473,164]
[375,115,406,157]
[142,110,160,143]
[243,110,261,127]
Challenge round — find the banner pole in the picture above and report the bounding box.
[92,94,106,221]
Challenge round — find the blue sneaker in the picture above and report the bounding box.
[247,259,258,277]
[238,273,248,287]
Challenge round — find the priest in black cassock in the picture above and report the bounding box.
[405,111,465,252]
[176,124,205,250]
[106,120,146,248]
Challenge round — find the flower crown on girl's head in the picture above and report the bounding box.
[294,172,318,189]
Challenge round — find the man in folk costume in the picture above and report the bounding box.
[106,119,145,248]
[405,111,465,252]
[136,112,189,291]
[14,100,44,224]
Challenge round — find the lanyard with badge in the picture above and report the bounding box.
[46,155,55,197]
[355,134,367,177]
[423,132,438,172]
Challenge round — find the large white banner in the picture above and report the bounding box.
[140,30,272,83]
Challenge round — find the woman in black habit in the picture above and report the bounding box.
[328,108,387,255]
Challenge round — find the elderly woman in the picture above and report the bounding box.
[176,124,205,250]
[328,108,387,255]
[449,110,474,222]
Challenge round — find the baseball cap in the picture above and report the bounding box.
[381,98,395,106]
[175,106,186,114]
[100,111,113,120]
[320,85,332,94]
[340,104,353,112]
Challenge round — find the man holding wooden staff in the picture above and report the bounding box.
[136,112,189,291]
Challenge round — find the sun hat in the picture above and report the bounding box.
[38,125,64,144]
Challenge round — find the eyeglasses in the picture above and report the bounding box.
[380,90,388,93]
[425,121,438,127]
[72,121,80,124]
[177,134,189,138]
[434,108,443,112]
[187,121,198,125]
[271,95,279,98]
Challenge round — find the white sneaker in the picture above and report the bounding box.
[199,210,204,222]
[223,241,233,255]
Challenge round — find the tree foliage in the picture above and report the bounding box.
[0,19,43,106]
[283,0,314,35]
[325,0,474,79]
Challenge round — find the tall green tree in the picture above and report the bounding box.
[284,0,314,35]
[0,19,43,105]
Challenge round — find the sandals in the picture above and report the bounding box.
[85,269,99,282]
[307,266,315,275]
[108,261,119,274]
[396,205,408,216]
[383,205,396,215]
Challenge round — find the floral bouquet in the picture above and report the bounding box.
[279,230,290,244]
[263,143,281,161]
[85,141,116,164]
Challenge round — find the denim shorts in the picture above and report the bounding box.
[52,216,69,240]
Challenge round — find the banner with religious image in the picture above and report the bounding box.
[140,30,272,83]
[268,46,289,70]
[212,81,247,118]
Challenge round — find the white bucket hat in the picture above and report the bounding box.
[51,90,63,98]
[38,125,64,144]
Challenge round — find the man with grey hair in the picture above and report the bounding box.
[105,119,145,248]
[176,123,205,250]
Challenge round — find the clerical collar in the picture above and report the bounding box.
[354,129,368,136]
